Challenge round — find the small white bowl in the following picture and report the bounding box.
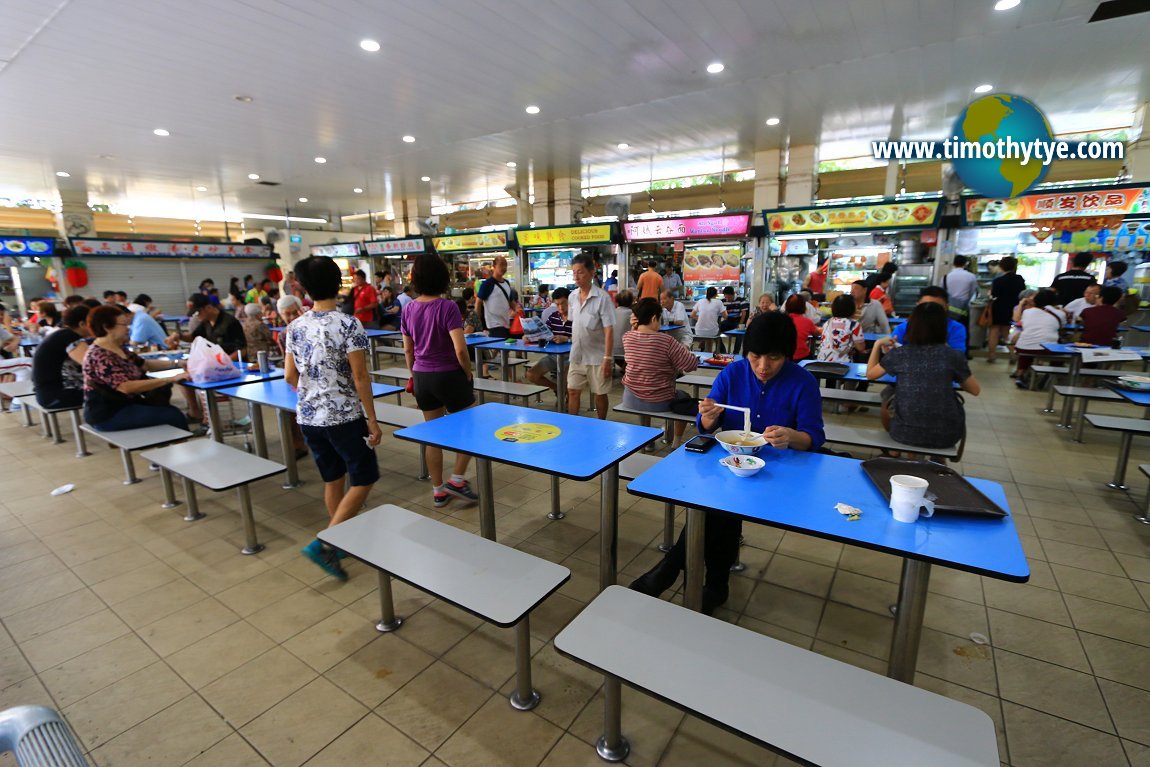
[720,455,765,478]
[714,430,766,456]
[1119,375,1150,391]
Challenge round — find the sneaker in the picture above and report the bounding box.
[442,479,479,505]
[302,540,348,581]
[433,492,450,508]
[232,416,252,428]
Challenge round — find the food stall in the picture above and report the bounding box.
[959,182,1150,294]
[69,238,275,315]
[309,242,366,295]
[1,237,57,314]
[432,230,518,297]
[622,213,754,302]
[365,236,428,285]
[764,196,943,308]
[516,223,618,294]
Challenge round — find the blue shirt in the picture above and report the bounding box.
[891,317,967,353]
[130,310,169,348]
[697,358,825,449]
[1105,276,1130,293]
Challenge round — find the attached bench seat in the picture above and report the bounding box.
[556,586,1000,766]
[1038,366,1128,412]
[612,403,695,449]
[823,423,962,460]
[20,399,87,455]
[0,380,36,427]
[820,388,882,406]
[81,424,195,485]
[140,439,285,554]
[1051,385,1124,441]
[1137,465,1150,525]
[372,367,547,404]
[1085,414,1150,493]
[619,453,676,552]
[320,504,570,711]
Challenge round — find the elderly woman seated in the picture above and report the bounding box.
[629,311,825,614]
[241,303,277,356]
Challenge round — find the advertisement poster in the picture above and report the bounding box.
[766,201,940,234]
[963,186,1150,224]
[0,237,54,256]
[683,247,741,282]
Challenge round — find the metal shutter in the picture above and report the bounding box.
[82,259,269,315]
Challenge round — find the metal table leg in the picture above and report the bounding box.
[47,412,61,442]
[70,411,90,457]
[599,464,620,591]
[376,571,403,631]
[1074,397,1090,443]
[1058,356,1081,427]
[1109,432,1134,490]
[475,457,496,541]
[249,402,267,458]
[887,558,932,683]
[556,356,567,412]
[159,468,180,508]
[18,399,33,428]
[417,445,430,481]
[181,476,204,521]
[1043,376,1059,413]
[547,475,564,520]
[509,617,541,711]
[205,391,223,442]
[684,507,704,612]
[121,449,141,485]
[276,410,301,488]
[658,503,674,552]
[236,484,264,554]
[596,675,630,762]
[1138,490,1150,525]
[500,349,511,404]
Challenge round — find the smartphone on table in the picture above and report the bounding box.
[684,435,716,453]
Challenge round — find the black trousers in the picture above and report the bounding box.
[663,510,742,590]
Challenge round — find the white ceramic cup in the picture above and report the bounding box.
[889,474,935,524]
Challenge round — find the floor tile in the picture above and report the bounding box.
[376,661,493,751]
[1065,594,1150,647]
[281,606,382,674]
[1053,562,1148,610]
[88,693,232,767]
[241,677,368,767]
[167,619,276,688]
[814,602,892,661]
[995,649,1114,732]
[326,635,437,709]
[200,646,318,727]
[307,712,429,766]
[63,662,192,750]
[39,633,159,708]
[22,609,130,673]
[137,596,240,657]
[1002,701,1127,767]
[436,695,564,767]
[1100,679,1150,747]
[987,608,1091,672]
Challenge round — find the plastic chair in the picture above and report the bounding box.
[0,706,89,766]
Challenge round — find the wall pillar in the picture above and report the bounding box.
[551,177,584,226]
[752,149,782,211]
[783,145,818,207]
[1128,103,1150,184]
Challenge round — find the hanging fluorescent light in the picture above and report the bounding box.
[241,212,328,223]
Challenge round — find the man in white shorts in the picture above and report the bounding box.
[567,254,615,419]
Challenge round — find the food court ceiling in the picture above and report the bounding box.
[0,0,1147,223]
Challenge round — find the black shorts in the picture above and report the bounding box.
[300,418,380,487]
[412,369,476,414]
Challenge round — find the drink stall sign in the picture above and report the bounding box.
[70,238,273,258]
[964,185,1150,224]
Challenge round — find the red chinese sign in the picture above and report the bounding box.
[69,238,273,258]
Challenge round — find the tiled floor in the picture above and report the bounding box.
[1,363,1149,766]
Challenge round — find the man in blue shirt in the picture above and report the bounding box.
[890,286,967,354]
[629,312,825,615]
[128,294,170,349]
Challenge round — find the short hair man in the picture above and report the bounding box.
[476,255,518,338]
[567,254,616,419]
[888,285,967,353]
[167,293,246,358]
[1051,252,1097,305]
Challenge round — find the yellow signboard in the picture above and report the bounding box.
[516,225,612,248]
[432,232,509,252]
[494,423,561,443]
[766,201,940,234]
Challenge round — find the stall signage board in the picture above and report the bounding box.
[964,185,1150,225]
[1049,221,1150,252]
[765,200,941,234]
[432,232,509,252]
[365,237,426,256]
[309,242,362,258]
[70,238,274,259]
[0,237,54,256]
[516,224,612,248]
[623,214,751,241]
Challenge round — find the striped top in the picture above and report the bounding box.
[622,330,698,403]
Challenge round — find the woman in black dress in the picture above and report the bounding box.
[987,256,1027,363]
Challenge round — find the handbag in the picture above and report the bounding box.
[977,299,995,328]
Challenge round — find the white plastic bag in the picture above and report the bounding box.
[186,336,237,383]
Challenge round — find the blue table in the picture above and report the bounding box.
[394,402,661,588]
[218,378,402,487]
[159,315,190,334]
[479,338,573,407]
[1132,325,1150,333]
[1042,343,1150,426]
[799,360,894,385]
[658,325,681,333]
[691,350,735,371]
[627,446,1028,682]
[171,363,285,444]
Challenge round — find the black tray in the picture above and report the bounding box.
[861,458,1007,518]
[804,362,850,378]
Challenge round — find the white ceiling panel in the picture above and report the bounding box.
[0,0,1147,222]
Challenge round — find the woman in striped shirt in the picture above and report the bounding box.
[622,298,699,447]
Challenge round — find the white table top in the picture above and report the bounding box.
[140,439,285,491]
[555,586,999,767]
[80,424,193,450]
[319,504,570,627]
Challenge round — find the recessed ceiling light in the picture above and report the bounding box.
[248,173,260,180]
[765,117,781,126]
[525,105,540,115]
[195,185,208,192]
[55,171,70,178]
[98,154,116,160]
[616,143,630,149]
[298,197,308,203]
[706,62,725,74]
[314,156,327,164]
[360,39,381,52]
[353,187,363,193]
[974,83,994,93]
[234,95,254,103]
[506,161,517,168]
[993,0,1020,10]
[153,128,170,136]
[402,135,416,143]
[420,176,431,182]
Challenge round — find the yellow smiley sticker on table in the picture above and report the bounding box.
[494,424,561,443]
